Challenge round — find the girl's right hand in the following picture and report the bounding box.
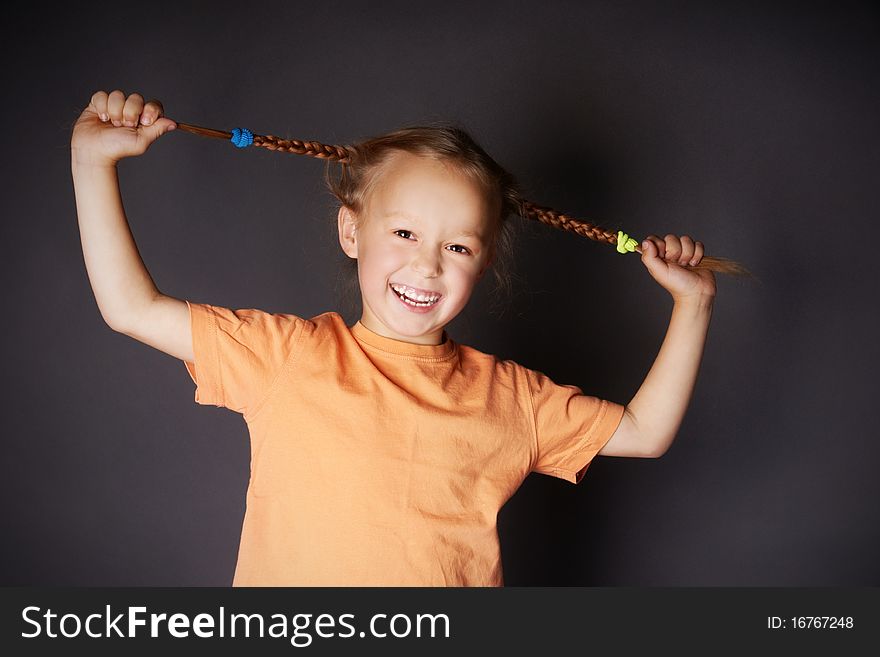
[71,90,177,167]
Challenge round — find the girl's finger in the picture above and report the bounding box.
[122,93,145,128]
[107,90,126,126]
[644,234,664,258]
[140,99,165,126]
[690,241,704,266]
[664,234,681,262]
[678,235,695,265]
[90,90,110,121]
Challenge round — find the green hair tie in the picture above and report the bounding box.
[616,230,640,254]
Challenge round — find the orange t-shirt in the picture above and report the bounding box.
[183,301,625,586]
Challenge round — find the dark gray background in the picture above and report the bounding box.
[1,0,877,586]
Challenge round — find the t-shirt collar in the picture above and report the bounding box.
[350,320,457,359]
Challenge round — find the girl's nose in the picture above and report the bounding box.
[412,247,442,278]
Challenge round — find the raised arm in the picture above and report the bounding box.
[599,234,716,458]
[71,90,192,362]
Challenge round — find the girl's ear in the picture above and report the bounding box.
[478,250,495,279]
[338,206,359,259]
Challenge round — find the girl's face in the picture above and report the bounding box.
[338,151,495,345]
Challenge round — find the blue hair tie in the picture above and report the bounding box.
[230,127,254,148]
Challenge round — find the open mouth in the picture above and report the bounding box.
[389,283,443,308]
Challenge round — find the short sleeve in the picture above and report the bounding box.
[183,301,306,418]
[526,367,626,484]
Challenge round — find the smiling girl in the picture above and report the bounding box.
[71,89,743,586]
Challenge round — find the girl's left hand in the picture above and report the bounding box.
[640,234,717,301]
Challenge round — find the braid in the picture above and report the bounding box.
[518,199,617,243]
[175,121,752,277]
[176,122,355,162]
[516,197,752,277]
[255,135,353,162]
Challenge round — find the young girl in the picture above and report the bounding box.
[71,90,737,587]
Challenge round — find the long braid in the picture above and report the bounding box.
[176,122,354,161]
[175,121,752,277]
[516,198,752,276]
[519,199,618,243]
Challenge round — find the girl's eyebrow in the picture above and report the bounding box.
[383,210,485,241]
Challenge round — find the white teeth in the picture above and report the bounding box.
[391,284,440,303]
